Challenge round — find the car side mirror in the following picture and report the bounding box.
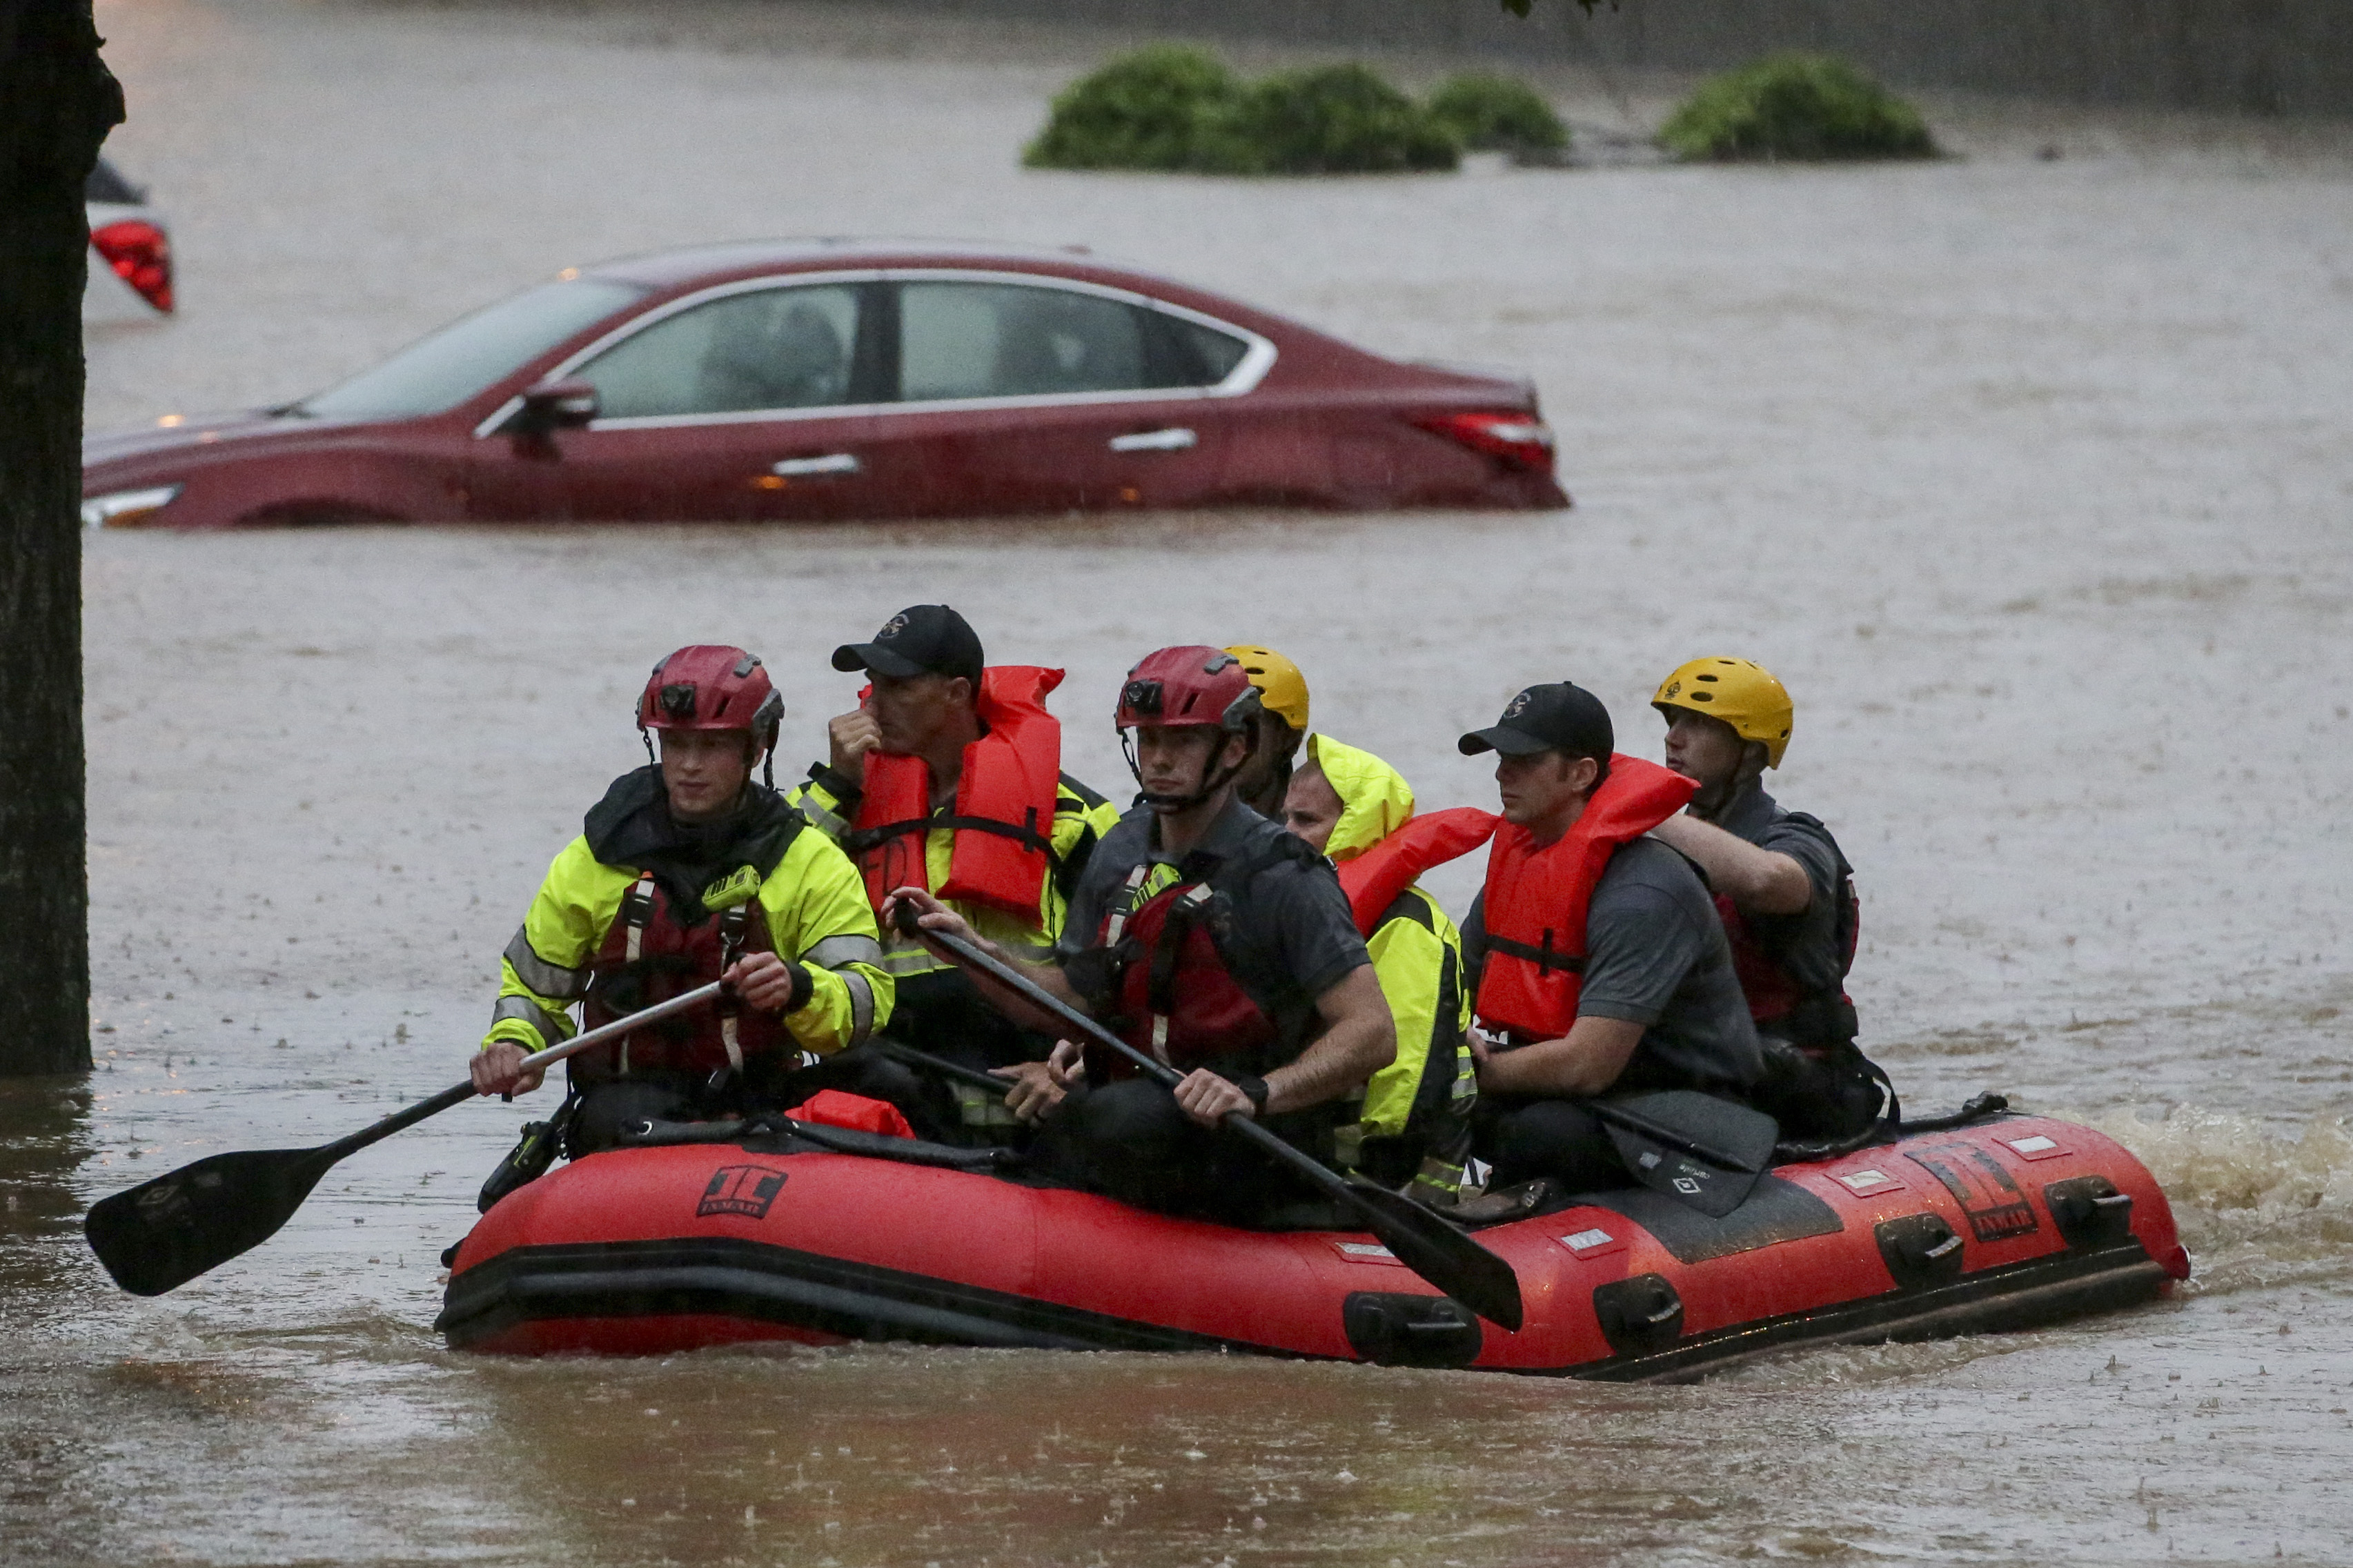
[510,377,598,436]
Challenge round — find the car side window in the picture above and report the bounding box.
[898,282,1149,401]
[1148,314,1250,386]
[580,285,862,419]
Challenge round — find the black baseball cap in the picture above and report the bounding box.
[1459,682,1615,760]
[831,604,984,685]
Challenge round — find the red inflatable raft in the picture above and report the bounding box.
[437,1112,2188,1377]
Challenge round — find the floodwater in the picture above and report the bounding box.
[12,0,2353,1560]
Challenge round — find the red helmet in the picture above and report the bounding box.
[638,646,784,744]
[1116,646,1262,732]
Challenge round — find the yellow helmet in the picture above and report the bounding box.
[1223,645,1309,733]
[1652,656,1794,767]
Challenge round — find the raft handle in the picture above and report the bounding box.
[2042,1177,2136,1251]
[1875,1214,1968,1291]
[1593,1274,1685,1356]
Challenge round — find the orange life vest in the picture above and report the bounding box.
[1333,806,1497,936]
[846,665,1064,926]
[1473,755,1696,1041]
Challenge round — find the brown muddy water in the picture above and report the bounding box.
[12,1,2353,1562]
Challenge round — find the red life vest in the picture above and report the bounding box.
[1334,806,1497,936]
[1473,755,1696,1042]
[1715,884,1860,1046]
[578,873,784,1078]
[1076,837,1323,1079]
[848,666,1064,926]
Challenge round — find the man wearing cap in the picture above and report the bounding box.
[889,646,1395,1222]
[1648,657,1889,1143]
[1456,682,1762,1194]
[787,605,1121,1139]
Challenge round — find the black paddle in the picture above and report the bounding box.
[84,981,725,1296]
[1586,1090,1778,1220]
[894,906,1524,1332]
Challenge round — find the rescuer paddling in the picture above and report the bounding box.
[468,646,895,1197]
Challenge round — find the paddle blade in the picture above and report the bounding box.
[1599,1091,1778,1220]
[1339,1178,1525,1333]
[84,1147,332,1296]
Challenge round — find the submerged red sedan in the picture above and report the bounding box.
[80,241,1567,530]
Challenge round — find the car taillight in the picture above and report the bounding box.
[1415,410,1555,474]
[90,219,173,313]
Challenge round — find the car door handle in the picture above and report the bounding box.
[771,453,861,477]
[1107,428,1197,453]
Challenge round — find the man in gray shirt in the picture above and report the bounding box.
[1457,682,1761,1194]
[1649,655,1890,1143]
[892,646,1393,1222]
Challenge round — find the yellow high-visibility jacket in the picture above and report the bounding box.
[787,761,1123,979]
[483,810,891,1062]
[1312,734,1478,1198]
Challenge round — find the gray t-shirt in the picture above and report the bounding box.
[1714,782,1853,1000]
[1467,837,1761,1089]
[1056,795,1371,1021]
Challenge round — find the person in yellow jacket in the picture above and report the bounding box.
[469,646,894,1178]
[1281,733,1479,1203]
[787,605,1122,1138]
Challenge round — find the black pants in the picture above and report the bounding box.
[882,969,1055,1142]
[1034,1079,1324,1225]
[1473,1097,1636,1193]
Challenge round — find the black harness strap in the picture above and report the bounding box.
[1482,929,1586,975]
[840,808,1054,861]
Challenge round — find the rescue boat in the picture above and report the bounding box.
[437,1111,2187,1378]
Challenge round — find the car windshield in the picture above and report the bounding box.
[296,278,645,420]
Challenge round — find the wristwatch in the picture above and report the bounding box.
[1234,1075,1271,1114]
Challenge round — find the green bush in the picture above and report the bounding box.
[1023,45,1243,171]
[1025,50,1458,176]
[1213,63,1461,174]
[1426,72,1568,157]
[1658,53,1936,162]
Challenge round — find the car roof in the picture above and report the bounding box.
[579,237,1157,289]
[572,238,1316,337]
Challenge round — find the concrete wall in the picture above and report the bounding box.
[877,0,2353,117]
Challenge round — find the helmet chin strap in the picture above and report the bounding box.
[1124,728,1247,813]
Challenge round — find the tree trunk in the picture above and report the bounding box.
[0,1,122,1078]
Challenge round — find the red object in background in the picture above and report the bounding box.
[79,241,1573,529]
[90,219,173,313]
[1414,409,1556,473]
[783,1090,915,1139]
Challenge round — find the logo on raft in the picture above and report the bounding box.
[1905,1142,2040,1242]
[698,1164,788,1220]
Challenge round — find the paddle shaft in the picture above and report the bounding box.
[874,1039,1025,1097]
[317,980,728,1164]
